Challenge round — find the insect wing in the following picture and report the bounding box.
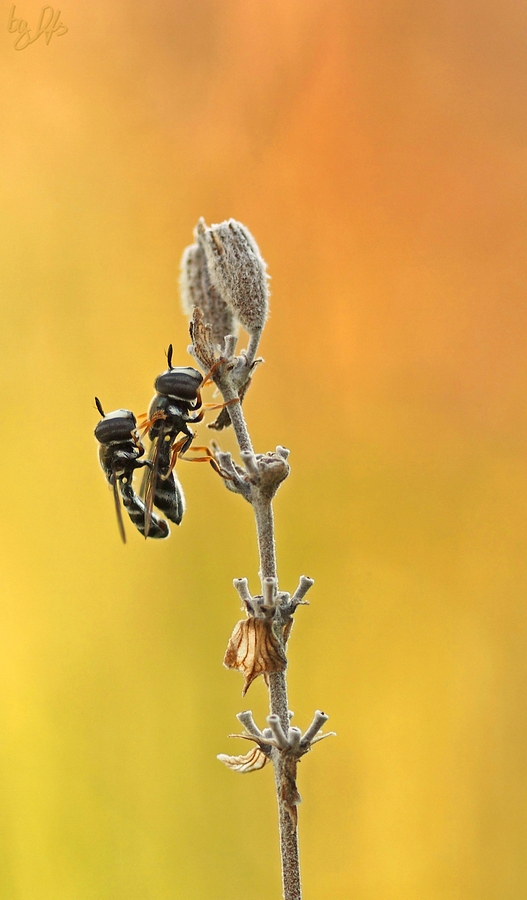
[141,423,166,538]
[138,434,156,500]
[111,470,127,544]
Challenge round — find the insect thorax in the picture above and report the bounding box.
[148,394,193,438]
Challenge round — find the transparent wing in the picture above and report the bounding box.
[140,422,166,539]
[138,434,157,500]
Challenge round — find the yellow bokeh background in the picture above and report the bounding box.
[1,1,526,897]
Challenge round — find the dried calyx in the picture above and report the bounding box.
[223,576,313,695]
[218,707,336,823]
[224,617,288,696]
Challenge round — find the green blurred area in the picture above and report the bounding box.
[1,1,527,897]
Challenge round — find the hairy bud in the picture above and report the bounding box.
[180,242,238,349]
[196,218,269,336]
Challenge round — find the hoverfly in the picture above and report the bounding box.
[94,398,169,542]
[140,345,205,537]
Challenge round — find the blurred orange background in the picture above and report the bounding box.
[1,1,526,897]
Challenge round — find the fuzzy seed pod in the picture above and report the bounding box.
[180,242,238,349]
[196,218,269,336]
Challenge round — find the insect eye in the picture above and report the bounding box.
[94,410,136,443]
[155,367,203,400]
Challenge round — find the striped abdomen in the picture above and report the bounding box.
[119,481,169,539]
[153,470,186,526]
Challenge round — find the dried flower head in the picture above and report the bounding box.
[180,242,238,349]
[224,616,287,695]
[196,218,269,336]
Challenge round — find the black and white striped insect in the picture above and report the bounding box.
[140,345,205,537]
[94,398,170,542]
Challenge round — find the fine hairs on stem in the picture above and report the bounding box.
[181,218,335,900]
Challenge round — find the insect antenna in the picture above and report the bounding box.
[95,397,105,417]
[166,343,173,368]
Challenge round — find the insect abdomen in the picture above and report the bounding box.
[153,471,186,526]
[120,481,169,539]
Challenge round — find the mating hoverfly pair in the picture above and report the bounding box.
[94,346,219,542]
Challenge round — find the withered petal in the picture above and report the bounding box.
[223,617,287,695]
[217,746,269,773]
[280,757,302,825]
[282,617,294,645]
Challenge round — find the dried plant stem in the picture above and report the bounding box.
[275,760,302,900]
[253,499,277,582]
[254,492,300,899]
[225,394,302,899]
[270,668,301,899]
[246,328,263,366]
[225,392,254,456]
[186,236,332,899]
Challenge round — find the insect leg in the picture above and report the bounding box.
[138,409,166,439]
[202,397,240,412]
[179,445,234,479]
[167,430,195,474]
